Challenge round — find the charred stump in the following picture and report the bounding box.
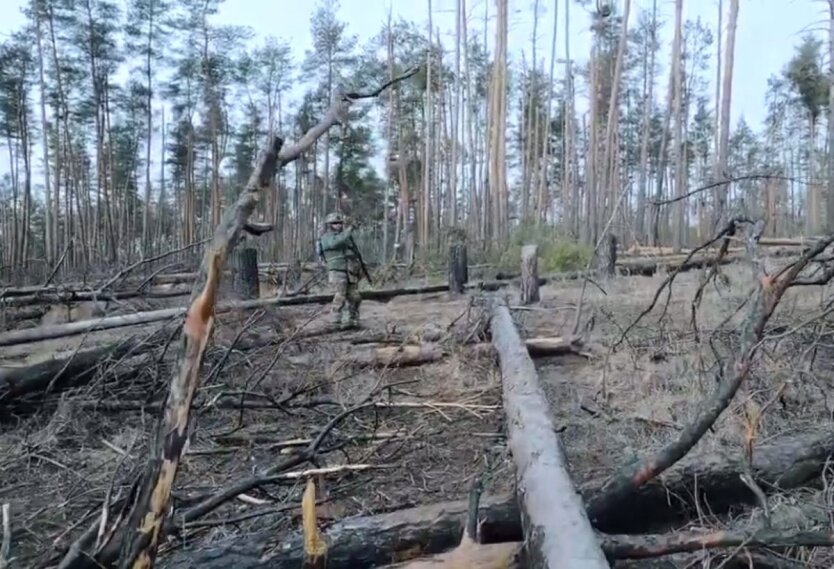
[601,234,617,277]
[447,243,468,295]
[519,245,540,305]
[231,247,260,300]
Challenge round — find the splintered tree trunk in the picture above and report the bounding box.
[490,304,610,568]
[114,138,285,569]
[520,244,540,305]
[231,247,260,300]
[447,243,468,294]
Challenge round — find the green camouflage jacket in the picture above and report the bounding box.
[318,227,359,273]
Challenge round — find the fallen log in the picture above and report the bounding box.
[0,286,192,308]
[342,337,586,368]
[344,344,446,368]
[604,527,834,559]
[0,281,516,348]
[0,334,160,408]
[490,304,609,568]
[588,426,834,533]
[160,494,523,569]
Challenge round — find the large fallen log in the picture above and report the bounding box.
[160,494,522,569]
[0,331,167,410]
[0,281,519,348]
[490,304,609,568]
[0,286,192,308]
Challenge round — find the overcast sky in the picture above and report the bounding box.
[0,0,827,190]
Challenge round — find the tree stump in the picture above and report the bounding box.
[448,243,468,294]
[231,247,260,300]
[520,244,540,305]
[600,234,617,277]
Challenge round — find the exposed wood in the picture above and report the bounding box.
[231,247,260,300]
[519,244,540,305]
[604,528,834,559]
[490,304,609,568]
[345,344,445,368]
[106,63,425,569]
[114,137,287,569]
[448,243,468,294]
[302,479,327,569]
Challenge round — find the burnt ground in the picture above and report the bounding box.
[0,284,512,568]
[2,255,834,567]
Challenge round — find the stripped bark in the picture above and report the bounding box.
[490,304,609,568]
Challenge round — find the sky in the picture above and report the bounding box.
[0,0,828,191]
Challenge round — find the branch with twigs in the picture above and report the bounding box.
[587,222,834,524]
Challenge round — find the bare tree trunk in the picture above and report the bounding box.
[34,5,53,265]
[714,0,739,229]
[671,0,685,252]
[636,0,657,243]
[828,0,834,233]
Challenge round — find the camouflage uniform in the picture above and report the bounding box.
[319,212,363,329]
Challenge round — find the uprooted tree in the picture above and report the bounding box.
[55,65,421,569]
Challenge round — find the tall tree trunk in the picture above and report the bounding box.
[636,0,657,243]
[671,0,685,252]
[536,0,558,225]
[142,0,156,255]
[714,0,739,230]
[34,4,53,265]
[825,0,834,233]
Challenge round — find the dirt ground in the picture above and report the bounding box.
[3,256,834,567]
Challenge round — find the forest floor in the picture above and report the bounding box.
[2,256,834,567]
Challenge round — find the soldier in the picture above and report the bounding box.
[318,212,364,329]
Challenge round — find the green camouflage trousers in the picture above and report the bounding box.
[328,268,361,327]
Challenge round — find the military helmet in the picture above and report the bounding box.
[325,212,344,225]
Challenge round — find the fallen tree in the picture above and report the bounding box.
[490,303,610,568]
[0,332,163,408]
[0,280,523,348]
[341,337,586,368]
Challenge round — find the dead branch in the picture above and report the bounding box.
[98,239,209,292]
[602,528,834,559]
[587,226,834,525]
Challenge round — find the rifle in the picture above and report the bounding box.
[347,235,373,285]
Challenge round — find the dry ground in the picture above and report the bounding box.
[2,255,834,567]
[516,259,834,567]
[0,285,512,567]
